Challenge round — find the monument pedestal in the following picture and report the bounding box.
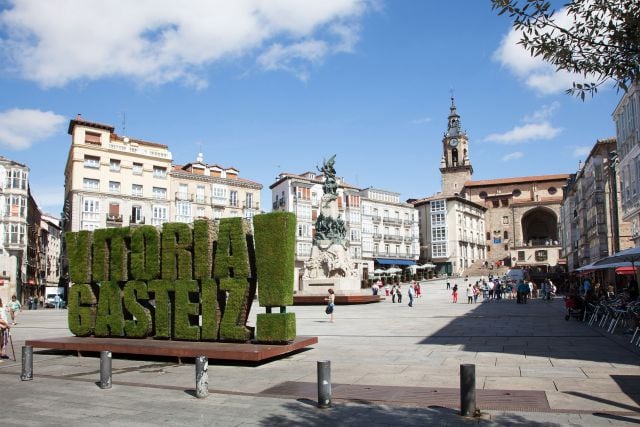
[299,276,361,295]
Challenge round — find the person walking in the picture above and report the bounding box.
[7,295,21,325]
[446,281,451,290]
[473,285,479,303]
[452,284,458,303]
[396,284,403,304]
[415,281,421,298]
[324,288,335,322]
[391,284,397,303]
[466,284,473,304]
[407,283,415,307]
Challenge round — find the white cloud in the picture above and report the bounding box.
[502,151,524,162]
[257,40,329,81]
[492,7,602,95]
[0,108,65,150]
[523,102,560,123]
[485,122,562,144]
[573,146,591,157]
[410,116,432,125]
[0,0,369,87]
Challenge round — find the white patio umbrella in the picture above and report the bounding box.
[593,247,640,293]
[373,268,386,274]
[386,267,402,274]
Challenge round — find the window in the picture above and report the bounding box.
[131,205,143,224]
[548,187,557,195]
[153,187,167,199]
[432,227,446,241]
[350,229,360,241]
[395,245,400,254]
[535,250,548,261]
[431,200,445,212]
[109,159,121,172]
[502,216,509,225]
[212,186,227,200]
[108,181,121,193]
[5,223,26,245]
[432,242,447,257]
[132,184,143,197]
[486,232,490,240]
[196,186,205,203]
[5,195,26,217]
[479,191,488,199]
[151,205,168,226]
[432,213,445,226]
[133,162,143,175]
[83,178,99,190]
[84,131,101,144]
[177,183,189,199]
[153,166,167,178]
[245,193,253,209]
[108,203,120,221]
[175,201,192,223]
[501,199,509,207]
[298,224,311,238]
[385,244,390,254]
[6,168,28,189]
[297,204,311,219]
[512,189,521,197]
[196,207,205,218]
[492,200,499,208]
[374,243,379,254]
[518,251,525,261]
[84,155,100,168]
[82,198,100,222]
[504,231,509,239]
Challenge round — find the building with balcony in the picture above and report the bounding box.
[63,116,174,232]
[613,81,640,247]
[412,194,485,276]
[270,171,418,279]
[360,188,419,274]
[560,138,633,272]
[0,156,29,303]
[170,154,262,224]
[412,98,568,276]
[64,117,263,234]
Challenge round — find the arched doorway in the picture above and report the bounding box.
[521,207,558,246]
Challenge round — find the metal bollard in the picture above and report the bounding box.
[460,363,476,417]
[195,356,209,398]
[99,350,112,389]
[20,346,33,381]
[317,360,331,408]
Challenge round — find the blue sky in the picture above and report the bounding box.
[0,0,621,216]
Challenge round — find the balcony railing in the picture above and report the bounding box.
[383,234,403,243]
[106,214,123,223]
[383,217,403,226]
[372,233,382,240]
[243,201,260,210]
[175,192,193,202]
[129,215,146,225]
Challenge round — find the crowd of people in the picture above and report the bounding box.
[372,279,422,307]
[446,276,557,305]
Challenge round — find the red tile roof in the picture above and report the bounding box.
[464,174,571,187]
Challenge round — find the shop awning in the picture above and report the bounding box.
[616,266,638,275]
[375,258,416,266]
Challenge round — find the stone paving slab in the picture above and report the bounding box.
[3,276,640,425]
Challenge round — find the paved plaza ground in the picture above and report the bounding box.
[1,276,640,426]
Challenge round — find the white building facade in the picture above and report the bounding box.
[270,172,419,280]
[614,81,640,247]
[0,156,29,303]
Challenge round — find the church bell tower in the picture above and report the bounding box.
[440,97,473,196]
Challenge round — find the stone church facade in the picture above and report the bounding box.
[413,99,569,275]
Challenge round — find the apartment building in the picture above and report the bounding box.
[412,194,485,276]
[613,81,640,247]
[360,188,419,274]
[64,117,262,235]
[63,116,174,232]
[270,171,419,279]
[170,154,262,223]
[0,156,29,303]
[560,138,633,271]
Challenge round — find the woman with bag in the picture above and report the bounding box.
[325,288,335,322]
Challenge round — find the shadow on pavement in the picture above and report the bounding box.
[418,297,639,364]
[258,401,562,426]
